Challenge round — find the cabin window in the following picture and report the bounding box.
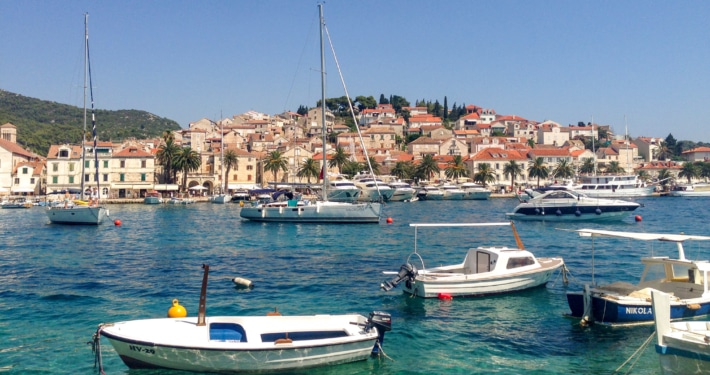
[506,257,535,269]
[209,323,247,342]
[261,330,348,342]
[476,252,491,273]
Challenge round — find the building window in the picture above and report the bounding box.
[14,178,19,184]
[59,149,69,157]
[69,163,75,172]
[85,174,90,182]
[30,178,35,184]
[141,160,146,168]
[120,174,125,182]
[103,174,108,182]
[69,176,74,183]
[103,160,108,168]
[247,165,253,171]
[248,174,252,181]
[233,174,238,180]
[120,160,126,168]
[52,176,58,184]
[53,163,58,172]
[85,161,90,168]
[22,167,28,174]
[141,173,146,181]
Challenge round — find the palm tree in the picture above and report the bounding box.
[297,158,320,183]
[604,161,626,174]
[656,141,673,161]
[657,168,674,189]
[328,147,350,174]
[700,162,710,182]
[473,163,496,187]
[637,170,651,184]
[579,157,596,175]
[416,154,440,182]
[156,135,180,184]
[341,160,364,177]
[173,147,201,192]
[366,156,381,175]
[678,162,699,183]
[552,159,575,180]
[527,138,535,148]
[444,155,468,180]
[223,149,238,192]
[527,157,549,187]
[503,160,524,192]
[264,151,288,184]
[391,161,415,180]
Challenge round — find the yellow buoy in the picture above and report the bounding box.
[167,299,187,318]
[239,201,244,207]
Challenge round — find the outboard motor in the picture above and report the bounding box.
[380,263,416,291]
[366,311,392,356]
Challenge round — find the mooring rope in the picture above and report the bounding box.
[88,325,106,375]
[613,330,655,374]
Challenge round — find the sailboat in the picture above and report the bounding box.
[47,14,108,225]
[239,4,381,223]
[210,119,231,203]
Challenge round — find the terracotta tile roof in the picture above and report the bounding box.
[408,137,444,145]
[114,146,153,158]
[529,148,571,157]
[682,146,710,154]
[0,138,37,159]
[470,148,527,161]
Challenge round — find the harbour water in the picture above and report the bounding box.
[2,196,710,374]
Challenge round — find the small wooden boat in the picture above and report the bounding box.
[652,290,710,375]
[566,229,710,326]
[143,191,163,204]
[93,264,391,373]
[381,222,565,298]
[1,197,33,209]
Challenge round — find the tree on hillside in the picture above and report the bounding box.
[379,94,388,105]
[354,95,377,112]
[328,147,350,174]
[297,158,320,183]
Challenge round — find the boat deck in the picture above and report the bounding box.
[597,280,705,300]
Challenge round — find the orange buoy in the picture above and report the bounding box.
[635,215,642,222]
[114,219,122,226]
[438,293,452,300]
[386,217,393,224]
[167,299,187,318]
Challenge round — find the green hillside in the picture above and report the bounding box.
[0,89,182,156]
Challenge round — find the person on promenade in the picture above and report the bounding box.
[63,190,71,208]
[90,187,99,207]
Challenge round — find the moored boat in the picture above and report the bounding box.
[415,185,444,201]
[506,189,640,222]
[651,290,710,375]
[93,264,392,373]
[668,183,710,197]
[438,183,465,200]
[572,174,656,198]
[143,191,163,204]
[459,182,491,200]
[566,228,710,326]
[388,180,416,202]
[381,222,565,298]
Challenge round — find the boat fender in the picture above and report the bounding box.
[232,277,253,289]
[555,210,562,216]
[595,208,602,215]
[574,210,582,217]
[167,299,187,318]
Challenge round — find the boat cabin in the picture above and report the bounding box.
[462,246,538,275]
[639,257,710,299]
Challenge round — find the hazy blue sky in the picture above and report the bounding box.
[2,1,709,142]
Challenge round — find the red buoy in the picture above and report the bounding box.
[114,219,122,226]
[438,293,452,300]
[386,217,393,224]
[635,215,642,222]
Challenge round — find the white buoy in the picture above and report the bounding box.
[232,277,253,289]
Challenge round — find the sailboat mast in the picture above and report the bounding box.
[591,115,596,176]
[319,3,328,201]
[79,13,89,200]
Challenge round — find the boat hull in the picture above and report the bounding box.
[657,342,710,375]
[566,292,710,325]
[389,189,415,202]
[572,186,656,198]
[357,189,393,202]
[143,197,163,204]
[239,201,381,223]
[100,315,378,373]
[403,258,563,298]
[210,195,232,204]
[46,206,107,225]
[506,205,637,222]
[462,191,491,200]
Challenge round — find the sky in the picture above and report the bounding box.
[2,1,709,142]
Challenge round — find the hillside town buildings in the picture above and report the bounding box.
[0,100,708,198]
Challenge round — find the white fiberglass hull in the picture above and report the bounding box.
[210,194,232,204]
[462,190,491,200]
[239,201,381,223]
[403,258,563,298]
[46,205,107,225]
[327,188,360,203]
[100,315,379,373]
[572,186,656,198]
[668,191,710,197]
[357,188,394,202]
[389,188,415,202]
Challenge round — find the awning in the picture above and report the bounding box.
[131,184,153,190]
[228,184,258,190]
[11,187,35,193]
[153,184,179,191]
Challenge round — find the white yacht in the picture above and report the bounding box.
[416,185,444,201]
[353,173,394,202]
[459,182,492,200]
[439,183,465,200]
[572,174,656,198]
[388,181,416,202]
[326,175,360,203]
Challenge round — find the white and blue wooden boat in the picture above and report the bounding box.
[381,222,565,298]
[93,264,391,373]
[652,290,710,375]
[566,229,710,326]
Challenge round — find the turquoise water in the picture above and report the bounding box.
[2,197,710,374]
